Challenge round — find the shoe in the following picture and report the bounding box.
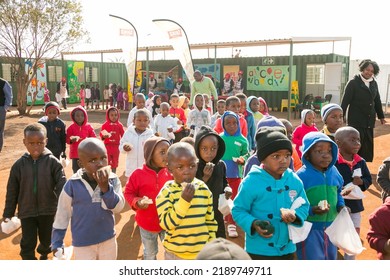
[227,224,238,238]
[39,255,48,260]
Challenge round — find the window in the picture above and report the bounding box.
[48,66,62,82]
[1,64,12,81]
[85,67,98,82]
[306,64,324,84]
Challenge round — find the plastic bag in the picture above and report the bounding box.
[325,207,365,255]
[61,157,70,168]
[287,197,312,243]
[53,246,74,260]
[342,182,365,200]
[1,216,21,234]
[218,193,233,217]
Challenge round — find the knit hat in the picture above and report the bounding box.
[321,103,342,123]
[256,127,292,162]
[257,115,285,130]
[143,136,170,167]
[44,101,60,115]
[196,238,251,260]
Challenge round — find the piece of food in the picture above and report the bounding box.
[318,200,328,210]
[140,197,153,205]
[341,184,355,196]
[95,165,111,179]
[206,162,215,168]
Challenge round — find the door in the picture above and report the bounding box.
[324,63,343,104]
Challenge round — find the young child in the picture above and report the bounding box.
[153,102,178,142]
[187,93,211,137]
[214,96,248,137]
[78,84,86,108]
[378,156,390,202]
[258,97,269,116]
[51,138,125,260]
[103,85,109,110]
[85,84,91,109]
[120,108,154,178]
[366,196,390,260]
[179,95,190,119]
[180,136,195,147]
[66,106,96,174]
[334,126,372,260]
[127,93,153,128]
[280,118,302,172]
[292,109,318,158]
[169,93,187,142]
[246,96,263,127]
[236,93,256,152]
[203,94,212,114]
[156,142,217,260]
[320,103,344,141]
[3,123,66,260]
[116,85,124,110]
[100,107,125,173]
[210,99,226,128]
[43,86,50,107]
[148,95,162,119]
[194,125,231,238]
[38,101,66,160]
[232,127,309,260]
[220,111,250,238]
[296,131,346,260]
[124,136,172,260]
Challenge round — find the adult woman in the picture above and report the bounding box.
[341,59,386,162]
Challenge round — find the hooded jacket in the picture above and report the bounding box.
[195,125,228,238]
[246,96,264,127]
[296,132,344,226]
[38,108,66,158]
[66,106,96,159]
[100,107,125,146]
[3,148,66,219]
[124,137,173,232]
[377,157,390,202]
[292,109,318,158]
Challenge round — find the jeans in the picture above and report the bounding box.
[0,106,5,151]
[139,227,165,260]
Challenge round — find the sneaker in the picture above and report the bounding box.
[227,224,238,238]
[39,254,48,260]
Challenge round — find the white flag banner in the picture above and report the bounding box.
[153,19,195,84]
[109,15,138,93]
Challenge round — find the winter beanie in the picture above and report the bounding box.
[143,136,170,167]
[196,238,251,260]
[321,103,342,123]
[256,127,292,162]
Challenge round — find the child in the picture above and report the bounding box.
[43,86,50,106]
[116,85,124,110]
[156,142,217,260]
[320,103,344,141]
[378,156,390,202]
[246,96,263,127]
[3,123,66,260]
[51,138,125,260]
[296,131,346,260]
[124,136,173,260]
[103,85,109,110]
[366,196,390,260]
[214,96,248,137]
[232,127,309,260]
[220,111,250,238]
[94,84,101,109]
[292,109,318,158]
[120,108,154,177]
[179,95,190,119]
[187,93,211,137]
[236,93,256,152]
[210,99,226,128]
[38,101,66,160]
[148,95,162,119]
[85,84,91,109]
[66,106,96,174]
[258,97,269,116]
[153,102,178,142]
[78,84,86,108]
[169,93,187,142]
[280,118,302,172]
[196,237,251,260]
[203,94,212,114]
[100,107,125,173]
[194,125,231,238]
[127,92,153,128]
[180,136,195,147]
[334,126,372,260]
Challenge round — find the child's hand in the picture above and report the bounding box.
[352,176,363,186]
[137,196,152,209]
[155,132,160,137]
[167,127,173,133]
[312,205,330,215]
[181,182,195,202]
[123,144,132,152]
[177,120,183,125]
[70,136,80,143]
[202,162,214,182]
[280,208,296,224]
[224,186,233,200]
[252,220,274,238]
[93,166,111,193]
[236,156,245,165]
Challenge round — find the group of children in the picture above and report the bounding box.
[2,90,390,261]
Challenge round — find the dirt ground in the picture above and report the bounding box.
[0,104,389,260]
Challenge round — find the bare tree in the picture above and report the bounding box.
[0,0,89,114]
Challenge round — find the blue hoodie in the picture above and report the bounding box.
[296,132,344,226]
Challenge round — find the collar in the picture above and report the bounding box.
[337,152,363,168]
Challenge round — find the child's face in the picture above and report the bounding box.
[284,123,293,140]
[199,135,218,163]
[195,95,204,109]
[46,107,59,122]
[74,110,85,126]
[108,109,118,123]
[160,105,169,117]
[133,113,150,132]
[239,98,246,114]
[168,152,198,184]
[259,102,265,112]
[249,98,260,113]
[226,100,240,114]
[304,112,316,126]
[170,96,179,108]
[217,102,226,115]
[224,115,238,136]
[150,141,170,169]
[262,149,291,179]
[155,97,162,106]
[135,97,145,109]
[203,95,209,104]
[325,109,343,133]
[337,131,361,156]
[182,98,189,109]
[307,141,332,171]
[23,131,47,160]
[78,145,108,180]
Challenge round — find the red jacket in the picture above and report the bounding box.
[124,164,173,232]
[66,106,96,159]
[169,106,186,133]
[100,107,125,146]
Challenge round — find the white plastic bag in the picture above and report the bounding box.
[218,193,233,217]
[341,182,365,200]
[1,216,21,234]
[287,197,312,243]
[53,246,74,260]
[325,207,365,255]
[61,157,70,168]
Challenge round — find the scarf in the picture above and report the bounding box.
[359,73,373,88]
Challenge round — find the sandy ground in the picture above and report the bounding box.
[0,104,388,260]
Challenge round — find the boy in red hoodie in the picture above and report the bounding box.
[124,136,173,260]
[100,107,125,174]
[66,106,96,173]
